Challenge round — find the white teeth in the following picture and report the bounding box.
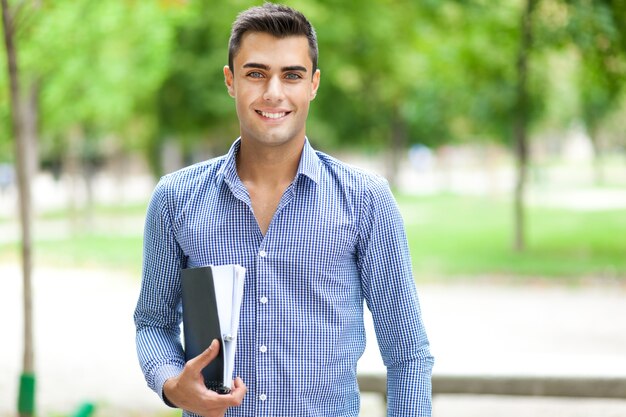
[259,111,286,119]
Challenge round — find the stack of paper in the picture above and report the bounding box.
[181,264,246,393]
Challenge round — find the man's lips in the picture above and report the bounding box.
[256,110,291,119]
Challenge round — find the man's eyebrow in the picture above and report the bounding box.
[243,62,270,70]
[282,65,307,73]
[242,63,307,73]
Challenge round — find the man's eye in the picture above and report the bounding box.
[285,73,302,80]
[247,71,263,78]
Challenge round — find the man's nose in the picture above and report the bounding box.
[263,76,284,102]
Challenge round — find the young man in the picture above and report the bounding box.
[134,4,434,417]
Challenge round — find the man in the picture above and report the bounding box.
[134,3,434,417]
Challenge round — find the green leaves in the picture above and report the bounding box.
[1,0,624,172]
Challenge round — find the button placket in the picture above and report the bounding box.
[256,245,270,407]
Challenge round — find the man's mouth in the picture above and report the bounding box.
[256,110,290,119]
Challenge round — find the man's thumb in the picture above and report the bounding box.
[188,339,220,372]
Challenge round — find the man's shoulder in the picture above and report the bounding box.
[315,150,389,190]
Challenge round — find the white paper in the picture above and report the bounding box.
[210,264,246,388]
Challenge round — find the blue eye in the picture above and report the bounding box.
[247,71,264,78]
[285,73,302,80]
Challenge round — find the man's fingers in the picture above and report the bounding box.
[228,377,247,404]
[187,339,220,372]
[232,377,245,390]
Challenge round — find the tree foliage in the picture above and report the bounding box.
[569,0,625,134]
[1,0,177,169]
[0,0,624,177]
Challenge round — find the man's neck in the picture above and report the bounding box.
[236,138,304,186]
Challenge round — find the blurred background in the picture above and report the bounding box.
[1,0,625,416]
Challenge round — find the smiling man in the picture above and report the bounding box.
[134,4,433,417]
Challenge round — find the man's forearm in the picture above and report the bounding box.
[136,325,186,403]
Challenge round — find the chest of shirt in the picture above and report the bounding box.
[172,179,360,284]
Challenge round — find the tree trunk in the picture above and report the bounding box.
[64,125,86,233]
[587,125,605,186]
[1,1,36,416]
[386,109,407,190]
[513,0,536,252]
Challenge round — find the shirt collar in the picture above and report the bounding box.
[215,139,241,188]
[216,137,321,186]
[297,138,321,184]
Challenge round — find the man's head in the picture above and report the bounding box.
[224,4,320,149]
[228,3,318,75]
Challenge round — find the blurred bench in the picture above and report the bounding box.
[358,374,626,399]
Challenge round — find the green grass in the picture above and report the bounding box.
[39,201,148,221]
[399,193,626,280]
[40,234,143,271]
[1,234,144,274]
[1,194,625,280]
[0,202,145,274]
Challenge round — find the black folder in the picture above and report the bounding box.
[181,265,245,394]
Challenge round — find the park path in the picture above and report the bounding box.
[2,264,626,416]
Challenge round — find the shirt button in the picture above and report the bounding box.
[259,250,267,258]
[259,393,267,401]
[260,296,268,304]
[260,345,267,353]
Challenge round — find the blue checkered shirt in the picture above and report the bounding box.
[134,138,434,417]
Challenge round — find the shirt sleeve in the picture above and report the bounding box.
[133,178,186,405]
[357,176,435,417]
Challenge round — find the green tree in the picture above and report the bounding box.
[300,1,445,185]
[1,1,38,415]
[1,3,177,412]
[567,0,626,184]
[512,0,540,252]
[306,0,550,251]
[150,1,241,176]
[32,1,174,182]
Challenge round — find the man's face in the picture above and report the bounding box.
[224,32,320,149]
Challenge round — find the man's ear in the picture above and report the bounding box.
[310,69,320,100]
[224,65,235,97]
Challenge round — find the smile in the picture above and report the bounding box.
[256,110,290,119]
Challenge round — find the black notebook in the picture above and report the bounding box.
[181,264,245,394]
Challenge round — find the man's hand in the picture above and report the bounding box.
[163,339,247,417]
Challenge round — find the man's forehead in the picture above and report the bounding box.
[235,32,312,68]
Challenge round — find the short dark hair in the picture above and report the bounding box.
[228,3,318,74]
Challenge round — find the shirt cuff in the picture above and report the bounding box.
[154,364,184,407]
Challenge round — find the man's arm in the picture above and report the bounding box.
[134,180,247,415]
[134,178,187,404]
[358,176,435,417]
